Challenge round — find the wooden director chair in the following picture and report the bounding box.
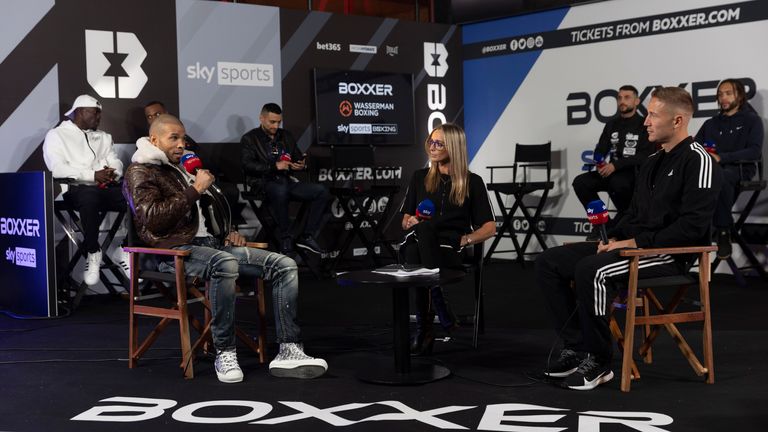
[609,245,716,392]
[124,216,269,379]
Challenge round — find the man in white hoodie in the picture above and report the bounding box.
[43,95,127,286]
[124,114,328,383]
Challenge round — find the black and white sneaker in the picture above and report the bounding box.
[269,343,327,379]
[544,348,582,378]
[563,354,613,390]
[295,235,326,254]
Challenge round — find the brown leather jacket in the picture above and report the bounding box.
[123,159,201,249]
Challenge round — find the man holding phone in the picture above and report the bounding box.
[241,103,330,254]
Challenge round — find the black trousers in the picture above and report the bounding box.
[572,169,635,213]
[64,184,126,253]
[400,221,462,316]
[263,177,330,239]
[713,165,751,228]
[535,242,684,361]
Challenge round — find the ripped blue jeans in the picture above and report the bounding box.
[158,236,300,350]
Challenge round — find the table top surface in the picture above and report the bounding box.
[335,268,466,288]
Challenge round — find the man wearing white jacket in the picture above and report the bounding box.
[43,94,127,286]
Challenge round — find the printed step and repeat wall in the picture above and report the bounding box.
[0,0,461,313]
[463,0,768,262]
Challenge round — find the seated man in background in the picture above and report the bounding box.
[695,78,764,260]
[241,103,330,255]
[43,94,127,286]
[536,87,721,390]
[123,114,327,383]
[572,85,652,236]
[143,100,198,151]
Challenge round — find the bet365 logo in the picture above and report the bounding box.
[85,30,147,99]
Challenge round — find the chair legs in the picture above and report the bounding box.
[617,253,715,392]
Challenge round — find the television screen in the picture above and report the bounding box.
[314,69,415,146]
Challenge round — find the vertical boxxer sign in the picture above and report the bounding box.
[423,42,449,134]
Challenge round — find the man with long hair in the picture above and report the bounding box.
[399,123,496,355]
[537,88,722,390]
[695,78,764,259]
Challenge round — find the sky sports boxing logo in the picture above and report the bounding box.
[5,247,37,268]
[186,61,274,87]
[337,123,398,134]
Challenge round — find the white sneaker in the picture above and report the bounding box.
[215,348,244,383]
[269,343,328,379]
[116,249,131,280]
[83,250,102,286]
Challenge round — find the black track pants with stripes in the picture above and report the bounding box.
[535,242,684,361]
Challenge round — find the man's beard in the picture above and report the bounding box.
[619,104,633,114]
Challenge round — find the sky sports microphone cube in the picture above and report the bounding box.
[586,199,610,226]
[416,199,435,220]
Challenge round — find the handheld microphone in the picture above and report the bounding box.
[181,153,203,175]
[593,151,606,169]
[703,140,717,155]
[586,199,610,244]
[415,199,435,220]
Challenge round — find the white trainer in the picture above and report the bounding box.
[269,343,328,379]
[215,349,244,383]
[83,250,102,286]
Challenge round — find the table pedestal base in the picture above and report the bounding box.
[357,357,450,385]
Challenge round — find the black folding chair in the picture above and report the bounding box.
[485,142,554,265]
[326,144,400,271]
[712,158,768,284]
[52,180,128,309]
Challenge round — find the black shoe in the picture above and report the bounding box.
[562,354,613,390]
[544,348,582,378]
[716,229,731,260]
[296,235,326,254]
[410,312,435,356]
[280,238,294,255]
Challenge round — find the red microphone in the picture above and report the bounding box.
[586,199,610,244]
[181,153,203,175]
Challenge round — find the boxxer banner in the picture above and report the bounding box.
[0,0,179,167]
[463,0,768,249]
[280,10,462,259]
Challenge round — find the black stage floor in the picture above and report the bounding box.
[1,261,767,431]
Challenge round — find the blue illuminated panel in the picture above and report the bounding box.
[0,171,57,317]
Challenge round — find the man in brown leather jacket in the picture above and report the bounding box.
[123,114,327,383]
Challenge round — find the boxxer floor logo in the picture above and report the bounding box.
[85,29,147,99]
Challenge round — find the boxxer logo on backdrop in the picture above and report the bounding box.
[423,42,449,134]
[565,77,757,125]
[85,30,147,99]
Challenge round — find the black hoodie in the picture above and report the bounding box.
[694,105,763,165]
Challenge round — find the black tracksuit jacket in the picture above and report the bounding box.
[608,137,723,254]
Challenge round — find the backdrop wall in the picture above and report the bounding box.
[463,0,768,266]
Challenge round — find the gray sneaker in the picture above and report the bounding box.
[269,343,328,379]
[215,348,244,383]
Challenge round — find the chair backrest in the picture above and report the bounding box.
[737,158,766,191]
[513,142,552,184]
[330,144,375,189]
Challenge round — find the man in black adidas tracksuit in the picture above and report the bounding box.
[536,87,722,390]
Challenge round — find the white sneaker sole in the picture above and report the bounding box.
[216,371,244,383]
[295,243,323,254]
[269,365,327,379]
[566,370,614,390]
[544,367,578,378]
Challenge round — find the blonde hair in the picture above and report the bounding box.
[424,123,469,206]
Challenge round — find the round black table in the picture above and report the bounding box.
[336,268,465,385]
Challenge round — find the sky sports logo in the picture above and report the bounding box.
[5,247,36,268]
[338,123,398,134]
[186,61,274,87]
